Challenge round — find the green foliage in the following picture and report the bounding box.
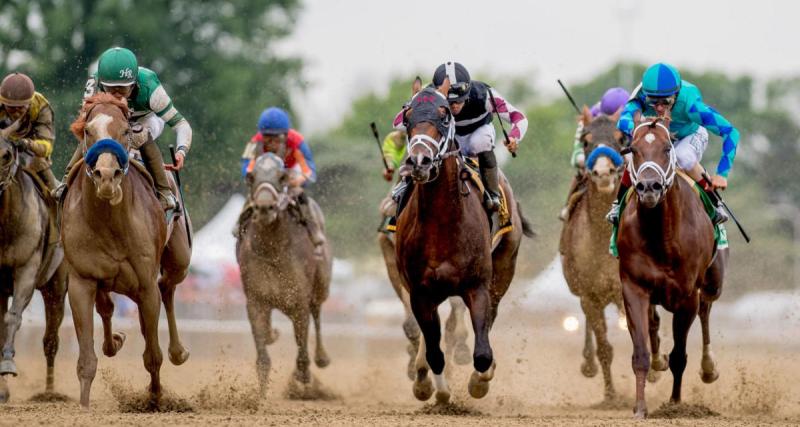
[0,0,303,225]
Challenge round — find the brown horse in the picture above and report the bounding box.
[396,85,532,404]
[0,136,67,402]
[236,153,332,396]
[559,107,625,402]
[63,93,191,407]
[617,117,727,418]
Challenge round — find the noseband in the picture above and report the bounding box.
[251,181,290,211]
[628,120,676,191]
[407,120,458,183]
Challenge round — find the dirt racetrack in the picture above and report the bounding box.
[0,305,797,426]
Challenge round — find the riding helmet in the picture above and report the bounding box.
[641,63,681,97]
[599,87,630,115]
[0,73,35,107]
[97,47,139,87]
[433,61,471,103]
[258,107,291,135]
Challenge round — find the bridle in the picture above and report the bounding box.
[81,105,133,179]
[406,119,458,184]
[627,120,676,192]
[251,180,290,212]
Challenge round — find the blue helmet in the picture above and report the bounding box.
[258,107,291,135]
[641,63,681,97]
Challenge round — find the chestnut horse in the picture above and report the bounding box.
[559,107,624,402]
[396,85,532,404]
[63,93,192,407]
[0,136,67,402]
[617,117,727,418]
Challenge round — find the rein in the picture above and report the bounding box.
[628,120,676,190]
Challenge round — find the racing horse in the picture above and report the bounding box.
[0,132,67,402]
[237,152,332,395]
[559,106,625,402]
[63,93,192,407]
[617,116,727,418]
[395,83,532,404]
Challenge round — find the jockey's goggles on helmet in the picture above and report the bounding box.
[447,82,470,103]
[645,95,676,108]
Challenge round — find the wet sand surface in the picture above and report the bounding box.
[0,307,797,426]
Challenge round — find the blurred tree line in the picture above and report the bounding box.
[0,0,303,224]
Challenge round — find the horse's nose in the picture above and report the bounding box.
[635,179,663,193]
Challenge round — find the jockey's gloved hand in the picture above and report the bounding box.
[383,168,394,182]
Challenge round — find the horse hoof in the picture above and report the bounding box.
[581,361,599,378]
[468,371,490,399]
[0,381,8,404]
[646,369,661,383]
[266,328,280,345]
[454,343,471,366]
[700,368,719,384]
[435,390,451,404]
[0,360,18,377]
[169,349,190,366]
[315,353,330,369]
[651,354,669,371]
[413,377,433,401]
[633,401,648,419]
[103,332,126,357]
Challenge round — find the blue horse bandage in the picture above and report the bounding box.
[84,138,129,173]
[586,145,623,170]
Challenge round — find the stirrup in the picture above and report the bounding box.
[712,206,729,226]
[158,191,178,212]
[484,192,501,212]
[606,201,620,226]
[52,182,67,200]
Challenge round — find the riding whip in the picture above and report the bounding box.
[487,88,517,158]
[701,171,751,243]
[557,79,582,114]
[169,145,193,247]
[369,122,391,170]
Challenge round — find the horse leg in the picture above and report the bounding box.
[579,299,598,378]
[290,310,312,385]
[464,286,496,400]
[402,299,421,381]
[137,284,164,401]
[699,248,726,384]
[159,279,189,365]
[0,294,8,403]
[444,297,471,366]
[40,268,67,393]
[622,282,651,419]
[647,305,668,383]
[95,291,125,357]
[410,292,449,403]
[311,303,330,368]
[669,307,696,403]
[582,299,616,401]
[0,262,39,377]
[245,298,272,395]
[68,275,98,407]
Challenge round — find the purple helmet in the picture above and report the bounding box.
[589,102,601,118]
[599,87,630,115]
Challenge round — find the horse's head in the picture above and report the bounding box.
[246,152,290,224]
[404,86,454,183]
[624,116,675,209]
[0,136,21,195]
[580,107,625,194]
[70,93,132,204]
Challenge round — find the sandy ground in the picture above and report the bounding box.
[0,306,797,426]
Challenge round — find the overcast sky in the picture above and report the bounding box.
[278,0,796,132]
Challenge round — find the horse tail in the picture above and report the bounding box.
[517,202,536,238]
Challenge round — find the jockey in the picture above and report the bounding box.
[381,129,407,182]
[559,87,629,220]
[607,62,739,226]
[0,72,58,191]
[57,47,192,212]
[393,61,527,212]
[239,107,325,251]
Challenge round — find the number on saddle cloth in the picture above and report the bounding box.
[84,138,130,174]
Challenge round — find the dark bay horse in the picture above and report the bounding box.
[236,153,332,396]
[559,107,625,402]
[396,85,532,404]
[0,135,67,402]
[63,93,192,407]
[617,117,727,418]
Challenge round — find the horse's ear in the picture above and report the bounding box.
[581,105,593,126]
[436,76,451,98]
[412,76,422,96]
[610,108,622,123]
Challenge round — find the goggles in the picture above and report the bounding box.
[645,95,676,108]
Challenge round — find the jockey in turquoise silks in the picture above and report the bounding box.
[606,62,739,226]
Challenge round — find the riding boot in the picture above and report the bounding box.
[52,144,83,199]
[606,183,630,226]
[478,151,501,212]
[703,188,729,225]
[297,192,326,253]
[559,172,586,221]
[140,138,177,212]
[387,176,412,228]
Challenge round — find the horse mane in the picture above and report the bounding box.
[70,93,129,140]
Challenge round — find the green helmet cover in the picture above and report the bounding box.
[97,47,138,86]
